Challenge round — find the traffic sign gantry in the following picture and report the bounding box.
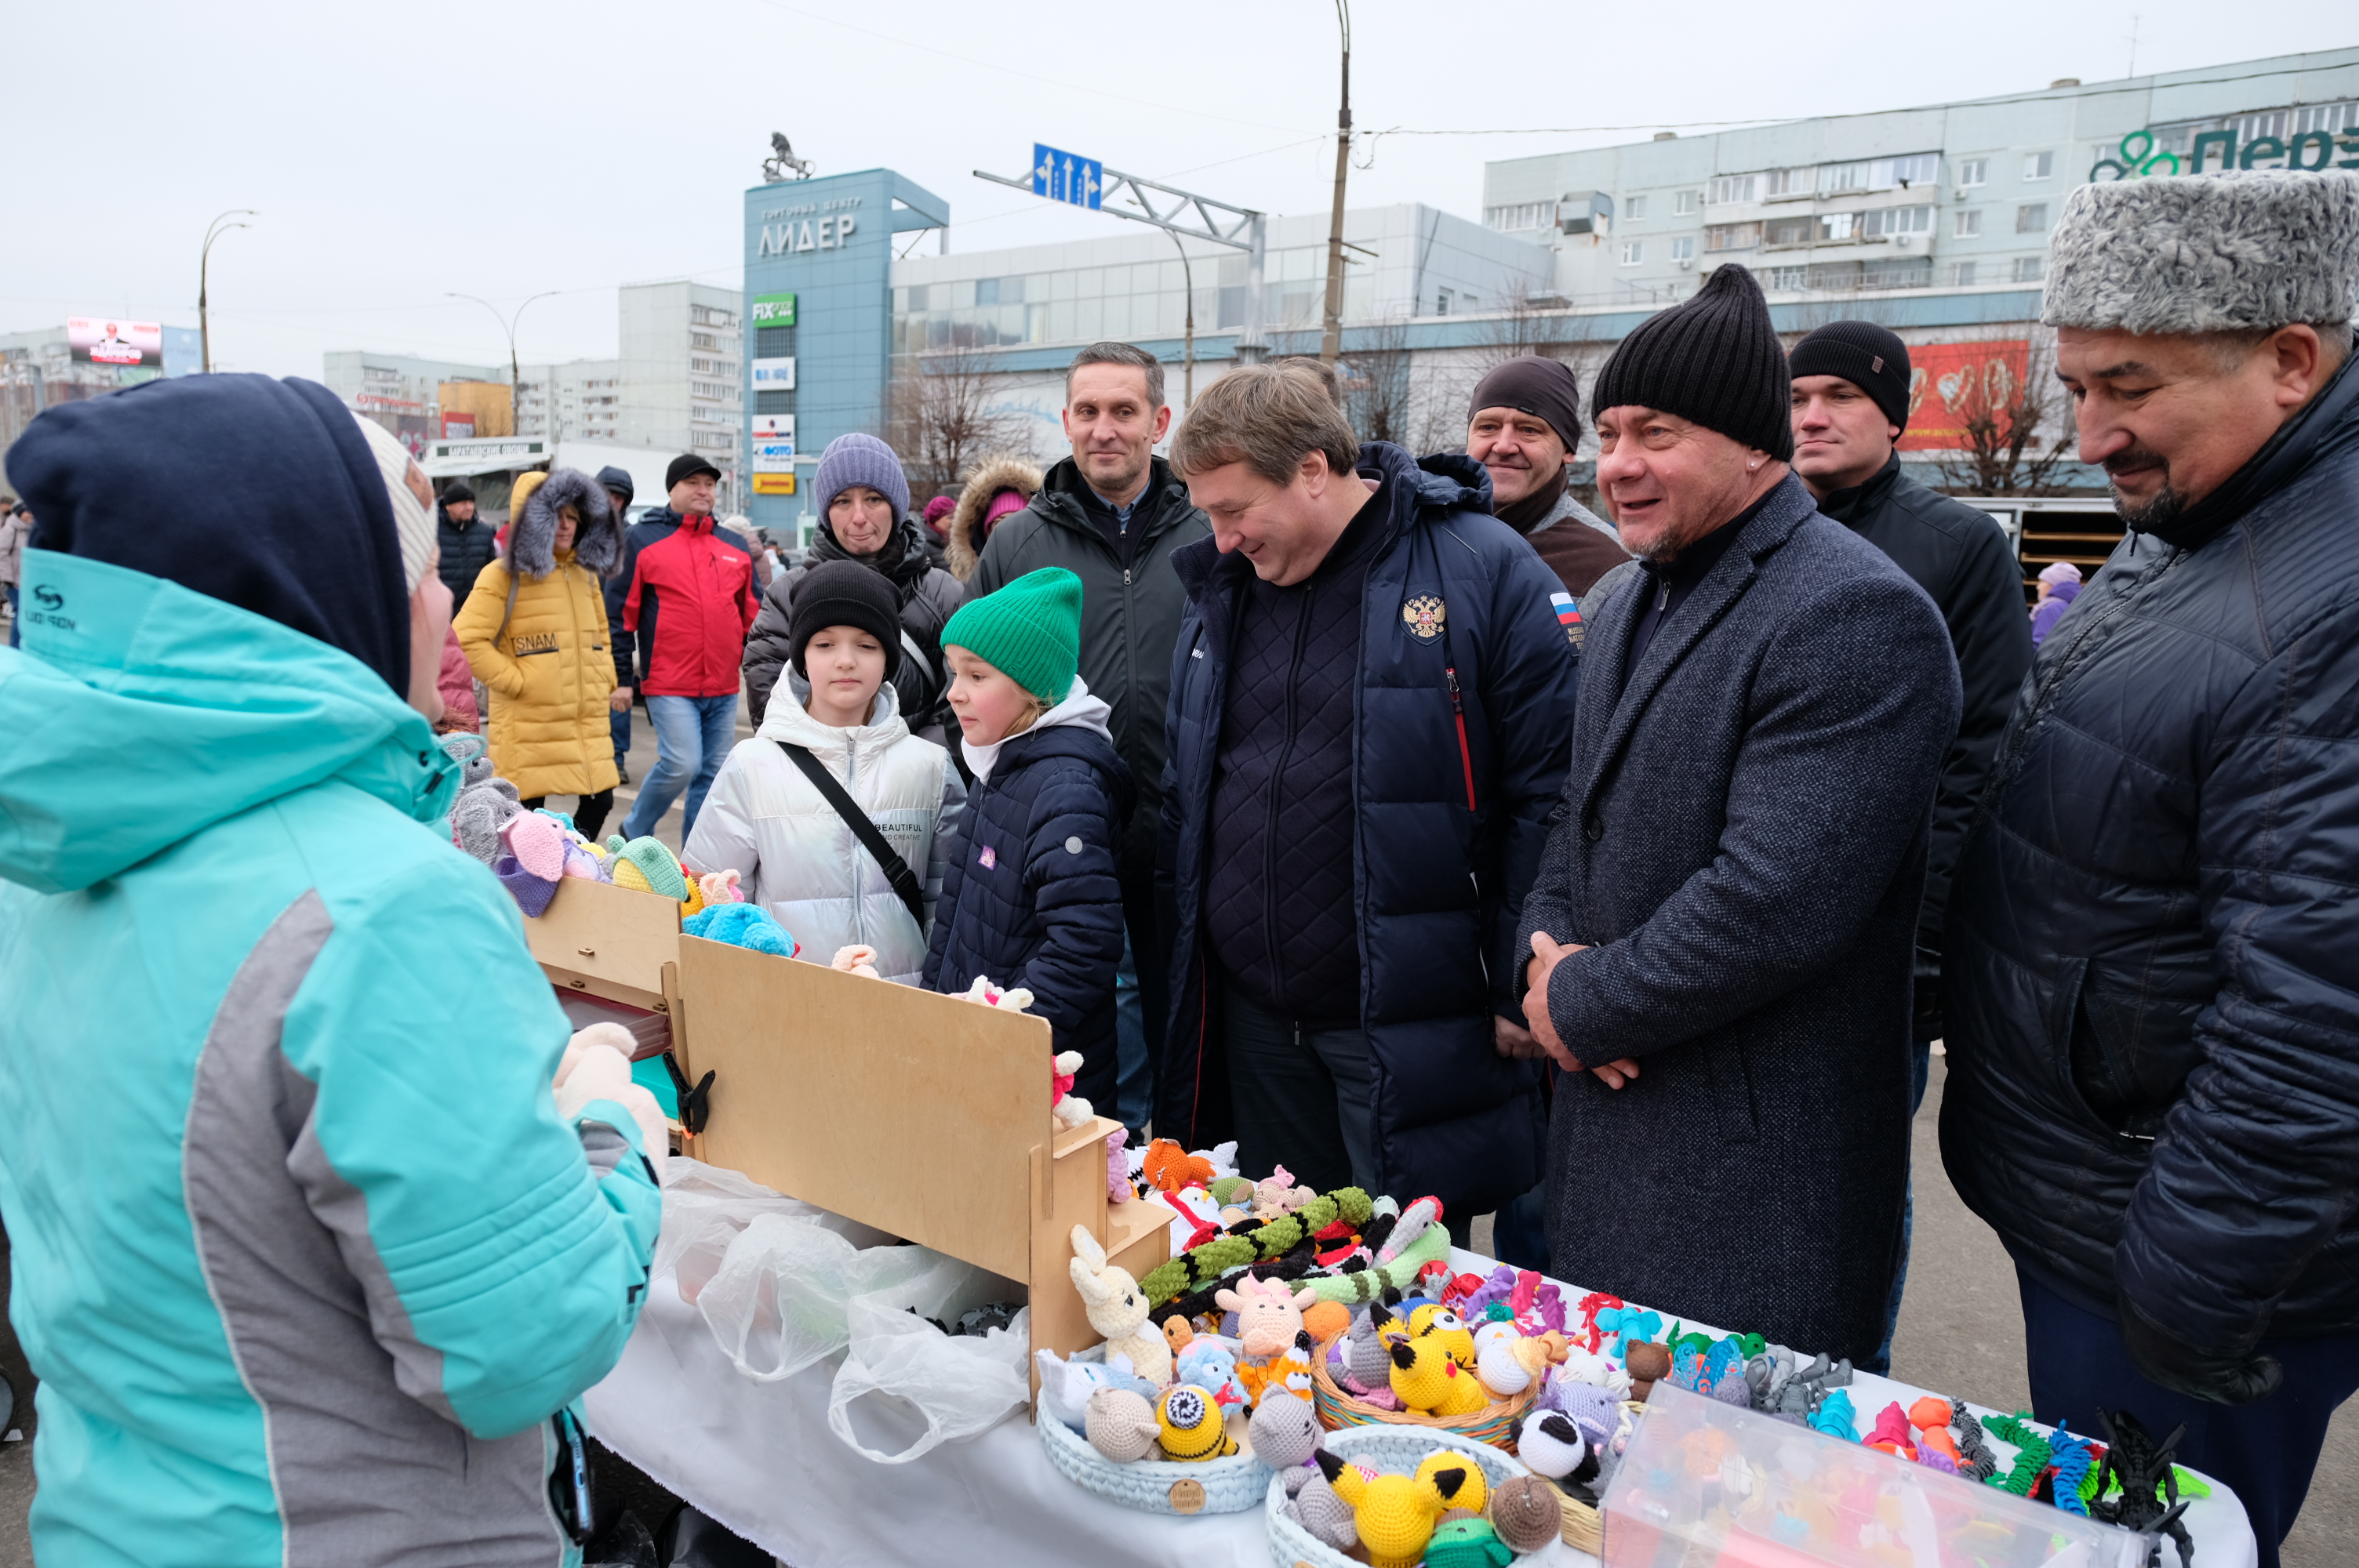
[1031,143,1103,211]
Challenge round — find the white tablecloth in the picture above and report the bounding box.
[586,1252,2257,1568]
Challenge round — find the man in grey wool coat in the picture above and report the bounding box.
[1514,261,1959,1366]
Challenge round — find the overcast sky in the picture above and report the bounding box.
[5,1,2341,379]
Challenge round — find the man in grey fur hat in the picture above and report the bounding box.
[1943,171,2359,1568]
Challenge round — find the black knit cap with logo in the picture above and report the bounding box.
[1789,320,1914,434]
[1590,263,1794,461]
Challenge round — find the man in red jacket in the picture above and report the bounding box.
[611,454,758,840]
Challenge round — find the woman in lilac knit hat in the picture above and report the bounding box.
[2029,560,2082,647]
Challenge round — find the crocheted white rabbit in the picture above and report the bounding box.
[1068,1223,1171,1387]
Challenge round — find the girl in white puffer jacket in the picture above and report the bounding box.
[685,562,964,982]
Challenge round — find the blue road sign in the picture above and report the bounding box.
[1030,142,1103,211]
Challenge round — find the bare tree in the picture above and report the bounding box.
[885,348,1036,506]
[1336,316,1414,445]
[1924,329,2076,496]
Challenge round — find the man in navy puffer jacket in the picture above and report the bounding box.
[1156,365,1578,1225]
[1944,172,2359,1568]
[925,568,1136,1110]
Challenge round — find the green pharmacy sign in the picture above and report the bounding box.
[751,292,798,327]
[2093,125,2359,181]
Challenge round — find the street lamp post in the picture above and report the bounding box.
[1318,0,1352,365]
[199,210,256,374]
[447,291,558,435]
[1166,229,1196,408]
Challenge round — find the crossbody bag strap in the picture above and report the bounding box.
[773,741,929,931]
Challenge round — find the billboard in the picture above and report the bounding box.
[1899,340,2033,452]
[751,292,798,328]
[752,473,797,495]
[751,356,796,390]
[68,317,164,368]
[751,440,795,473]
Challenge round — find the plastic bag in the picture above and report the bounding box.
[656,1156,889,1305]
[826,1251,1031,1465]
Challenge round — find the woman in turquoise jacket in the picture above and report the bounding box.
[0,375,663,1568]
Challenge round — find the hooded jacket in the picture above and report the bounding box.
[0,553,660,1568]
[742,515,965,735]
[969,456,1211,877]
[922,681,1134,1109]
[1157,445,1579,1218]
[454,469,623,800]
[438,495,500,604]
[683,681,965,985]
[944,456,1044,582]
[610,507,758,699]
[1943,358,2359,1352]
[1815,455,2032,1040]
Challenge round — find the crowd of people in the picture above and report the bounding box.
[0,169,2353,1568]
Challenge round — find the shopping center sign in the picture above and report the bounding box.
[2092,125,2359,180]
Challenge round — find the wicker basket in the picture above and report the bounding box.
[1267,1425,1534,1568]
[1308,1342,1538,1451]
[1036,1403,1270,1516]
[1551,1478,1604,1555]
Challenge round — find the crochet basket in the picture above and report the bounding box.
[1308,1345,1538,1451]
[1037,1404,1269,1516]
[1266,1425,1533,1568]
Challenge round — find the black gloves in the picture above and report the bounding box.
[2117,1290,2284,1405]
[1910,942,1944,1046]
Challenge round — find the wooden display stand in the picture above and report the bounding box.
[523,878,703,1152]
[674,934,1169,1405]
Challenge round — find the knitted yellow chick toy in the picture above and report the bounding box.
[1389,1336,1490,1417]
[1154,1384,1238,1461]
[1318,1450,1470,1568]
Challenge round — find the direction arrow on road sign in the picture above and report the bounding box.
[1030,142,1103,212]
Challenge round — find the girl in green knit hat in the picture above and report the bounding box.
[922,568,1136,1113]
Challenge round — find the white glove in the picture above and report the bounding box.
[554,1024,669,1172]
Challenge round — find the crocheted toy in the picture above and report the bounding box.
[1234,1334,1315,1409]
[823,942,880,980]
[696,868,743,906]
[1301,1299,1350,1345]
[1289,1473,1359,1552]
[1068,1223,1172,1387]
[1424,1515,1512,1568]
[1389,1336,1488,1417]
[958,975,1035,1011]
[1553,1341,1634,1400]
[1034,1348,1159,1433]
[683,902,798,957]
[1416,1448,1489,1515]
[1318,1449,1468,1568]
[1154,1384,1237,1461]
[1517,1410,1598,1484]
[1474,1320,1550,1398]
[1142,1138,1214,1194]
[1248,1390,1327,1493]
[1375,1196,1444,1265]
[1217,1273,1318,1359]
[606,835,690,902]
[1408,1302,1477,1370]
[1084,1386,1162,1463]
[451,781,524,865]
[437,731,498,788]
[1488,1473,1565,1555]
[1250,1164,1315,1221]
[1104,1131,1131,1205]
[1346,1303,1406,1392]
[1174,1338,1246,1410]
[1049,1051,1094,1130]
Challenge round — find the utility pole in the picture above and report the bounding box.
[1318,0,1352,365]
[448,291,557,435]
[199,210,256,374]
[1167,229,1195,408]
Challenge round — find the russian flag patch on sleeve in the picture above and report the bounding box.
[1550,591,1584,650]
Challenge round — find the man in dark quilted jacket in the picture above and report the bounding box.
[1944,171,2359,1568]
[1156,363,1577,1233]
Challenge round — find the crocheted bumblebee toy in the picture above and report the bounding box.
[1155,1384,1238,1461]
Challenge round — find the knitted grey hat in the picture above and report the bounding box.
[813,432,911,518]
[2042,172,2359,335]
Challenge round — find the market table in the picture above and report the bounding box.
[585,1244,2258,1568]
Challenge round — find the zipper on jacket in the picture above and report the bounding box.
[1444,662,1477,811]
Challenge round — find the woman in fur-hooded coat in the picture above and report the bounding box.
[943,455,1043,582]
[454,467,624,811]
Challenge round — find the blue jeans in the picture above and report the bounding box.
[610,698,631,775]
[623,693,735,842]
[1113,934,1151,1134]
[2019,1266,2359,1568]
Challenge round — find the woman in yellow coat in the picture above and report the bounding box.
[455,467,623,836]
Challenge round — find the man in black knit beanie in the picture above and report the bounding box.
[1514,262,1961,1367]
